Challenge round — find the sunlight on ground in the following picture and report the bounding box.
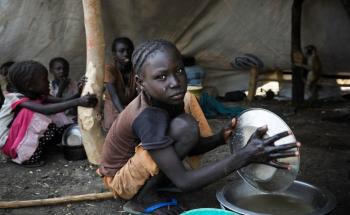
[244,81,280,96]
[337,79,350,92]
[244,79,350,97]
[255,81,280,96]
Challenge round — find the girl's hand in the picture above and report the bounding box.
[242,125,300,169]
[78,93,98,107]
[223,118,237,144]
[77,76,87,94]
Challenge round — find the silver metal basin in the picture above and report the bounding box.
[217,180,336,215]
[62,124,82,147]
[61,124,86,161]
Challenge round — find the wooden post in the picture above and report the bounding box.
[291,0,305,106]
[79,0,105,165]
[247,66,258,102]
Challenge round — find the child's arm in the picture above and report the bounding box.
[189,133,225,155]
[19,94,97,115]
[106,83,124,112]
[47,76,87,103]
[148,127,298,192]
[189,118,236,155]
[44,93,80,103]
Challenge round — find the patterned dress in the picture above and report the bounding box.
[0,93,72,164]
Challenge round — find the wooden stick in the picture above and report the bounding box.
[79,0,106,165]
[247,66,258,102]
[0,192,114,209]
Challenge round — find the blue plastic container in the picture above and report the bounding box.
[181,208,239,215]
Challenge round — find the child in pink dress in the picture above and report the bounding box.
[0,61,97,166]
[0,61,15,108]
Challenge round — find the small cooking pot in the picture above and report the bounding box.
[61,124,87,161]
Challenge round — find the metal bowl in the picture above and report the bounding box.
[61,124,86,161]
[230,108,299,192]
[217,180,336,215]
[62,124,82,147]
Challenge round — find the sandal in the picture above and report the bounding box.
[143,198,178,214]
[123,198,179,215]
[10,159,46,168]
[22,160,46,168]
[157,186,182,193]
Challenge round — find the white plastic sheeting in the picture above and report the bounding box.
[0,0,349,95]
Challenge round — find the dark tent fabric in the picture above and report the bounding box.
[1,0,349,95]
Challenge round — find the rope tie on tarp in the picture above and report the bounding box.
[231,54,264,70]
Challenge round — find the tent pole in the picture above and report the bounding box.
[79,0,105,165]
[291,0,305,106]
[247,66,258,102]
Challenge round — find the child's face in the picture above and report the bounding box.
[29,69,50,96]
[138,48,187,105]
[113,42,133,67]
[50,61,68,80]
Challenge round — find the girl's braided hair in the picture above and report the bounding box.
[131,39,179,75]
[8,60,47,97]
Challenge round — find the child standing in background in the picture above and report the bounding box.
[103,37,137,132]
[0,61,97,167]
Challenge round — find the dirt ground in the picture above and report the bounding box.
[1,98,350,215]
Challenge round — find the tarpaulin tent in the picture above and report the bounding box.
[1,0,350,95]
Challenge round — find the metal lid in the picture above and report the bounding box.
[230,108,300,192]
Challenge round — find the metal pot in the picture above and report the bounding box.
[61,124,87,161]
[216,180,336,215]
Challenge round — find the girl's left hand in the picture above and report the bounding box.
[223,118,237,144]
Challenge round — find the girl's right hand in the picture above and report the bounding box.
[77,76,87,94]
[78,93,98,107]
[242,125,300,170]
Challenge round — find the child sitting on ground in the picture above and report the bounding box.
[0,61,15,108]
[97,39,300,214]
[49,57,81,121]
[0,61,15,93]
[102,37,137,132]
[0,85,3,108]
[0,60,97,167]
